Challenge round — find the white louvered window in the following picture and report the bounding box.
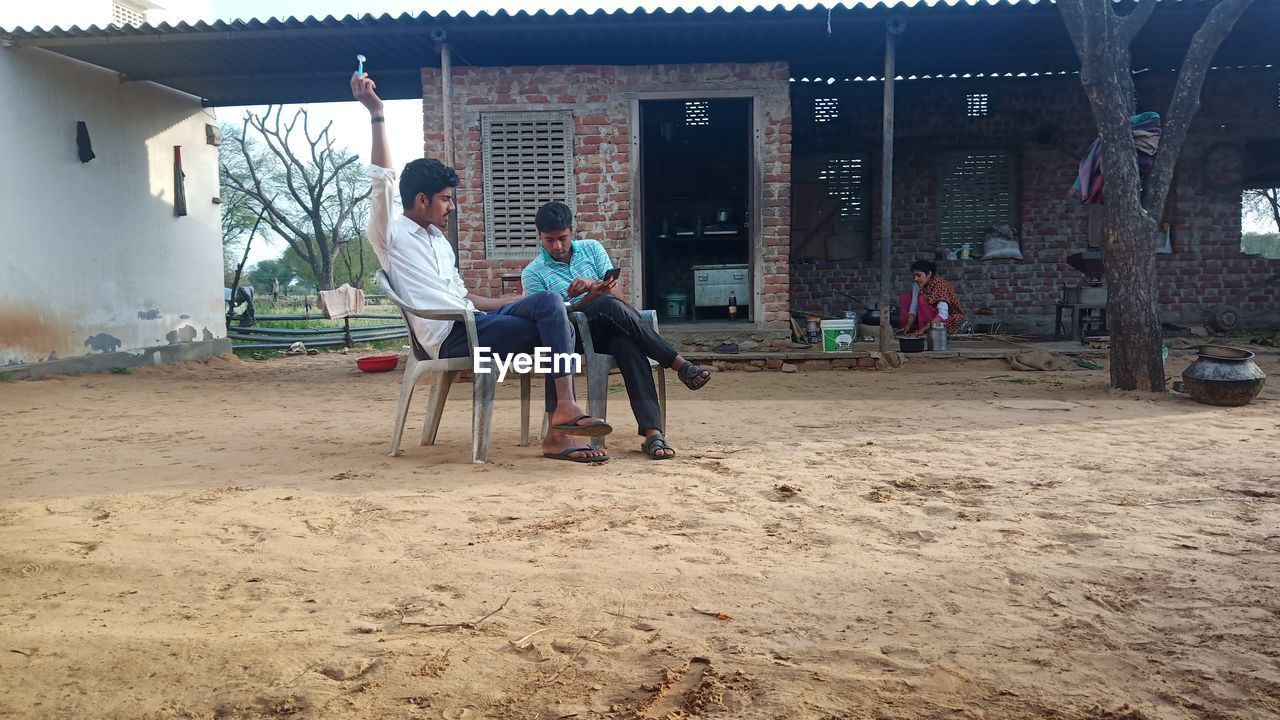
[936,150,1019,248]
[112,2,147,26]
[481,112,575,260]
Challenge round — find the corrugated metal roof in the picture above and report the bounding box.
[3,1,1276,107]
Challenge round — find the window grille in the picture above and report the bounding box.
[814,97,839,123]
[684,101,710,127]
[965,93,990,118]
[481,112,576,260]
[817,156,866,221]
[936,150,1018,248]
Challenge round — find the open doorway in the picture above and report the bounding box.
[640,98,752,322]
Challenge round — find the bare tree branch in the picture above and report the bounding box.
[1143,0,1255,219]
[220,106,373,290]
[1118,0,1158,44]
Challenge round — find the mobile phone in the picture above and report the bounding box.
[603,267,621,282]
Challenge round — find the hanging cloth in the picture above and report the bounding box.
[76,121,96,163]
[173,145,188,217]
[1070,112,1161,205]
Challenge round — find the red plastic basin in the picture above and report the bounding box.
[356,355,400,373]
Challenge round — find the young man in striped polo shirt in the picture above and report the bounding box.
[521,202,713,460]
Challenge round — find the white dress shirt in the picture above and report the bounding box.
[366,164,474,359]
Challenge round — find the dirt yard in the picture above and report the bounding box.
[2,349,1278,720]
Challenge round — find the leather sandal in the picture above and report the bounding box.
[677,362,712,390]
[641,433,675,460]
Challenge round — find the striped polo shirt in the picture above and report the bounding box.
[521,239,614,302]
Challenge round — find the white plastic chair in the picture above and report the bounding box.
[376,269,532,464]
[567,308,667,450]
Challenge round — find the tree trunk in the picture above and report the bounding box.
[317,251,336,292]
[1073,3,1165,392]
[1103,198,1164,391]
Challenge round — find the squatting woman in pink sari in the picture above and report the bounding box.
[897,260,965,337]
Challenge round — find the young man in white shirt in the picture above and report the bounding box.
[352,71,611,463]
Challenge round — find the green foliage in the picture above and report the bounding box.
[245,256,303,295]
[109,367,133,375]
[1242,232,1280,260]
[0,371,15,383]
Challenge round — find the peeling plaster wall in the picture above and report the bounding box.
[0,47,224,367]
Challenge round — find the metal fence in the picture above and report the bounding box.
[226,313,408,350]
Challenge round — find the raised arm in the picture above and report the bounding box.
[351,72,388,168]
[351,72,395,264]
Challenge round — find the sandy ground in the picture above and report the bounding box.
[2,348,1278,720]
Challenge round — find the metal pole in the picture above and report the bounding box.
[439,39,460,258]
[877,23,901,354]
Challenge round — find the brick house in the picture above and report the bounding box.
[787,68,1280,332]
[8,2,1279,343]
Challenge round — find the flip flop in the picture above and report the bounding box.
[641,433,675,460]
[551,414,614,437]
[543,447,609,463]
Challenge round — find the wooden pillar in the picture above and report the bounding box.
[877,22,902,354]
[438,38,460,259]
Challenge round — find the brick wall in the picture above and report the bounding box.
[420,62,792,325]
[789,69,1280,330]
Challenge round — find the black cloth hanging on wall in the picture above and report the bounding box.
[173,145,188,217]
[76,121,95,163]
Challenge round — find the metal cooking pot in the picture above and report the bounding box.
[713,208,731,224]
[861,305,901,329]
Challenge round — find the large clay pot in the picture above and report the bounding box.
[1181,345,1267,407]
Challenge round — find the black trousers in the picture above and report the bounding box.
[582,296,679,436]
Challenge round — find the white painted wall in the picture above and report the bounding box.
[0,0,213,32]
[0,47,224,366]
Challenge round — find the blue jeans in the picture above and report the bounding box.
[438,291,576,414]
